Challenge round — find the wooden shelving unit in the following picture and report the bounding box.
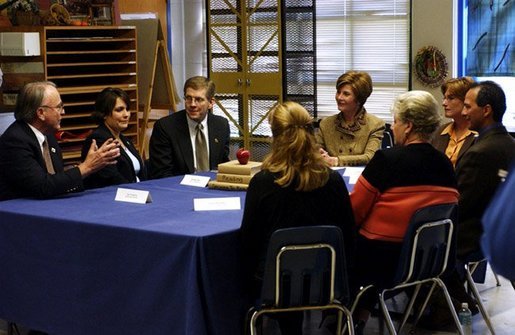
[0,26,138,164]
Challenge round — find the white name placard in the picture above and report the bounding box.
[193,197,241,211]
[343,166,365,184]
[115,188,152,204]
[180,174,211,187]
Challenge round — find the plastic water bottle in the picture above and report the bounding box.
[458,302,472,335]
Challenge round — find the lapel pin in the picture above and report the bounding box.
[215,138,219,143]
[51,147,56,153]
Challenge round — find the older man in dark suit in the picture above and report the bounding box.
[149,76,230,178]
[0,81,121,201]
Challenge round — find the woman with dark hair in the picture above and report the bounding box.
[80,87,146,189]
[241,101,356,334]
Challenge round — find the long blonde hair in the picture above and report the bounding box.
[262,101,330,191]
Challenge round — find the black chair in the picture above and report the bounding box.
[351,203,463,335]
[381,123,394,149]
[247,225,354,335]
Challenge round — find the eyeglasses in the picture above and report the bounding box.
[184,96,206,104]
[40,102,65,113]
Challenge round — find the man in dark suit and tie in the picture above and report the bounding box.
[149,76,230,178]
[0,81,122,201]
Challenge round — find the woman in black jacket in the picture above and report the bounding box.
[81,87,147,189]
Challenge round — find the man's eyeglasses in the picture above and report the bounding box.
[40,102,64,113]
[184,96,206,104]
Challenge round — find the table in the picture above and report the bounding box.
[0,170,354,335]
[0,174,247,335]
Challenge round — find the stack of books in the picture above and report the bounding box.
[208,160,262,191]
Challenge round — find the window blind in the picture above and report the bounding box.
[202,0,410,123]
[316,0,410,122]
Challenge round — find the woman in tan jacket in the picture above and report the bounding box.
[316,70,385,166]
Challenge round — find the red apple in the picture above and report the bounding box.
[236,148,250,165]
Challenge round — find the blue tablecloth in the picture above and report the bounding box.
[0,174,247,335]
[0,170,354,335]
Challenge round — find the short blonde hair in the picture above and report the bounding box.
[263,101,329,191]
[184,76,215,99]
[392,90,441,141]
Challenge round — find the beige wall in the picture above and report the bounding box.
[411,0,455,102]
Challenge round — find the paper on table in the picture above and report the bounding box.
[193,197,241,211]
[115,188,152,204]
[181,174,210,187]
[342,166,365,184]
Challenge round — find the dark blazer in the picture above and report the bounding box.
[431,121,476,167]
[455,125,515,258]
[0,120,83,201]
[80,123,147,189]
[149,110,230,178]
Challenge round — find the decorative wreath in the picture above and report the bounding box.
[414,46,448,88]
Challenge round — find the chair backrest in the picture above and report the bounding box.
[393,203,458,285]
[260,225,349,308]
[382,123,394,149]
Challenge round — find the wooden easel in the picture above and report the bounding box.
[121,15,180,157]
[139,38,179,155]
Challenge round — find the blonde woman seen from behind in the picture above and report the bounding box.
[240,101,356,335]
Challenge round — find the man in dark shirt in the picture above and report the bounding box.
[482,162,515,281]
[456,80,515,258]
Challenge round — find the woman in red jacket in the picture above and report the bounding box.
[350,90,459,333]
